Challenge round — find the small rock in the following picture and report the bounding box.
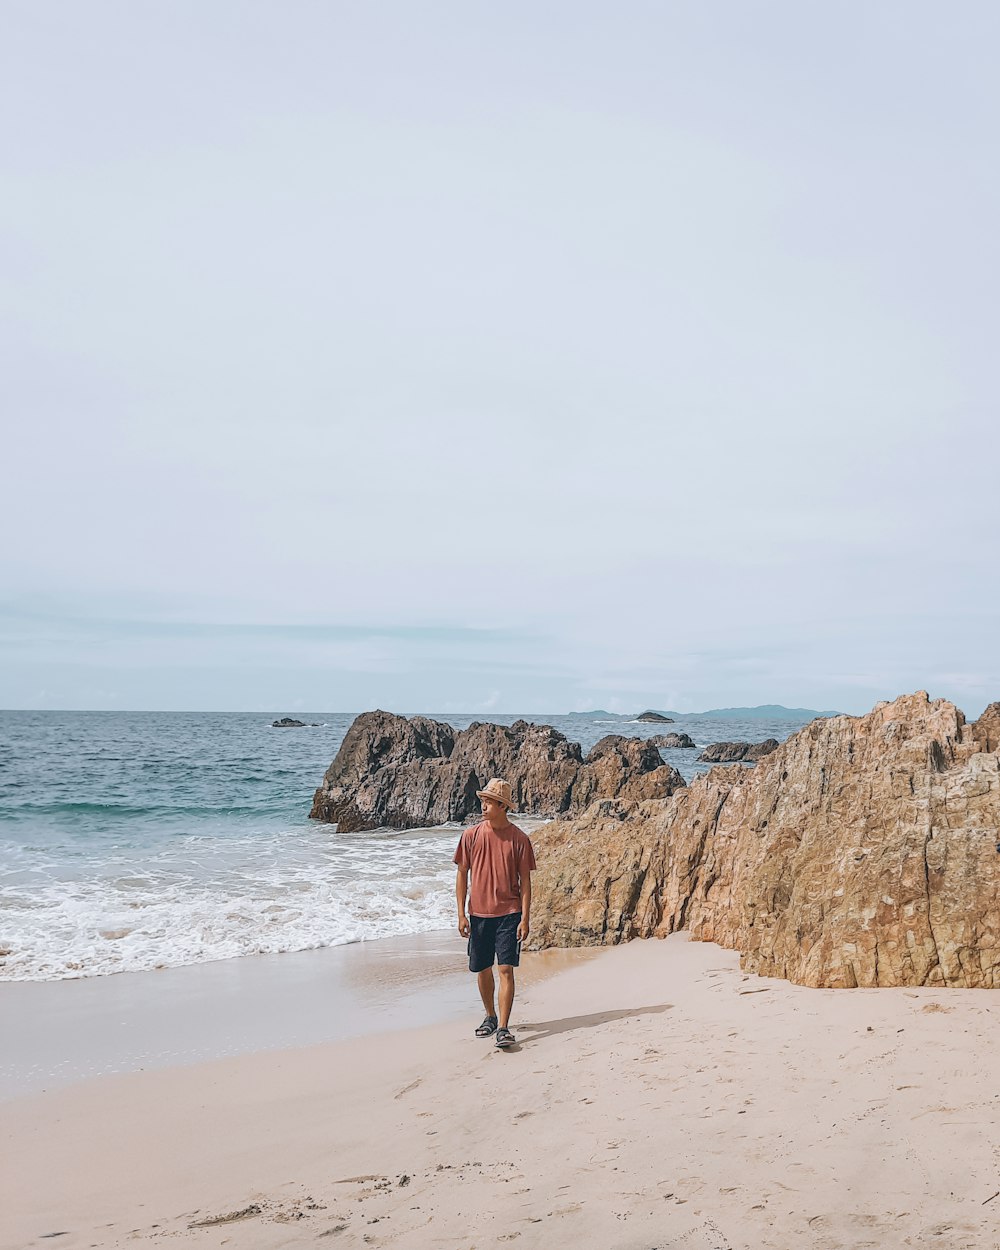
[648,732,696,749]
[697,739,780,763]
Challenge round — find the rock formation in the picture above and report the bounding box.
[697,739,779,763]
[973,702,1000,753]
[636,710,674,723]
[648,732,696,749]
[273,717,308,728]
[529,692,1000,989]
[309,712,686,833]
[567,735,686,811]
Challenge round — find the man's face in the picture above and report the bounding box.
[481,796,508,823]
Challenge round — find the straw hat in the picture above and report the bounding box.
[476,778,515,811]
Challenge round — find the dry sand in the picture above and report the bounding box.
[5,934,1000,1250]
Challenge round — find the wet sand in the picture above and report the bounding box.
[4,934,1000,1250]
[0,929,594,1098]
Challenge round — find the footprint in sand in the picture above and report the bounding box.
[666,1218,734,1249]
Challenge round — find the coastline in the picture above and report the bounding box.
[0,928,595,1099]
[0,708,802,986]
[5,934,1000,1250]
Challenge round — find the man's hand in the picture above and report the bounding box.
[517,918,529,943]
[455,866,470,937]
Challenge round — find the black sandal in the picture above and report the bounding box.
[475,1015,498,1037]
[494,1027,515,1049]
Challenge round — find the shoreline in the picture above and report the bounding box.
[0,927,595,1100]
[5,934,1000,1249]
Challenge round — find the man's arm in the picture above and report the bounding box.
[456,865,470,937]
[517,872,531,943]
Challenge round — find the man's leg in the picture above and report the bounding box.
[494,913,521,1032]
[477,966,496,1018]
[470,917,498,1024]
[497,965,515,1029]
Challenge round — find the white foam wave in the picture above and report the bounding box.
[0,827,461,981]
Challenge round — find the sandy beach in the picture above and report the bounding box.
[1,930,593,1099]
[5,934,1000,1250]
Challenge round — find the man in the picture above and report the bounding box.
[454,777,536,1049]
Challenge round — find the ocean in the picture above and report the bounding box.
[0,709,809,983]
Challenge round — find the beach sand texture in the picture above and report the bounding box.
[5,934,1000,1250]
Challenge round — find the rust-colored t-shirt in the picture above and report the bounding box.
[453,820,536,918]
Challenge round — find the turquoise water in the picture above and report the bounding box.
[0,709,808,981]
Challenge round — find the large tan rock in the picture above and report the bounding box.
[530,692,1000,988]
[973,702,1000,753]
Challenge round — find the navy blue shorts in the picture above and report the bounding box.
[468,912,521,973]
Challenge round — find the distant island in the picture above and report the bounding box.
[680,705,840,721]
[568,705,840,722]
[429,706,842,722]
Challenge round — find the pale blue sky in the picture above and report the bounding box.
[2,3,997,715]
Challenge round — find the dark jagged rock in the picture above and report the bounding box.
[570,736,686,811]
[636,710,674,723]
[697,738,780,763]
[648,732,696,749]
[309,711,686,832]
[273,717,308,728]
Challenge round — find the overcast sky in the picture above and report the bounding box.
[2,2,997,716]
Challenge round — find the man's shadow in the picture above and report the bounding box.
[498,1004,673,1050]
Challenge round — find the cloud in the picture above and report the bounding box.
[2,4,999,713]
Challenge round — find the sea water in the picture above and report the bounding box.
[0,709,808,981]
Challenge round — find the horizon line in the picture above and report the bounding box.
[0,704,843,716]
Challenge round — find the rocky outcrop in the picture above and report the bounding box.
[568,736,686,810]
[648,732,696,749]
[697,739,779,763]
[637,710,674,723]
[309,712,686,832]
[973,702,1000,753]
[273,717,310,728]
[530,692,1000,988]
